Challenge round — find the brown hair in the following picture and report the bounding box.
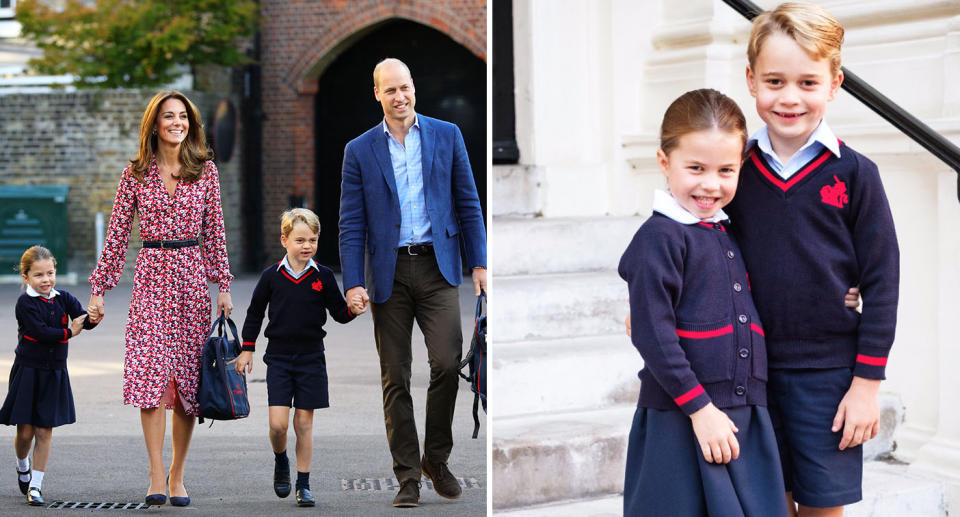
[129,90,213,183]
[19,245,56,277]
[281,208,321,237]
[747,2,844,76]
[660,89,748,157]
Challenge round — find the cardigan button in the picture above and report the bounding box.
[739,348,749,358]
[735,385,746,396]
[738,314,748,324]
[727,250,735,259]
[733,282,742,292]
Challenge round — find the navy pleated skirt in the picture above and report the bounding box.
[0,363,76,428]
[623,405,786,517]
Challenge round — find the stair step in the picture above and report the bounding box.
[493,164,542,216]
[496,462,945,516]
[492,216,643,275]
[491,335,642,418]
[491,271,628,342]
[492,406,635,509]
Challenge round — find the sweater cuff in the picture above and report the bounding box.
[853,350,888,380]
[674,384,711,416]
[241,341,256,352]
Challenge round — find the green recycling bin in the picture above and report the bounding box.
[0,185,69,276]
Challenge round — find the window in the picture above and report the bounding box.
[0,0,15,20]
[492,0,519,164]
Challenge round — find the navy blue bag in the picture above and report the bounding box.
[197,314,249,423]
[458,292,486,438]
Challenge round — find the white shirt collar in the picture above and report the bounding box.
[652,189,728,225]
[748,119,841,162]
[26,285,60,299]
[381,114,420,135]
[278,256,319,275]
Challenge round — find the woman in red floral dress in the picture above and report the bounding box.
[88,90,233,506]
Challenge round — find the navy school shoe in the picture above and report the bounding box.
[27,487,44,506]
[16,467,30,495]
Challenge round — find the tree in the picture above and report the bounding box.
[16,0,259,88]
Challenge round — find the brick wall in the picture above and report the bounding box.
[0,90,246,283]
[259,0,487,258]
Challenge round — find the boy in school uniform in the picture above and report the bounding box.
[234,208,363,507]
[725,3,900,516]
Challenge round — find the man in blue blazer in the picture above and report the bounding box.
[338,58,486,508]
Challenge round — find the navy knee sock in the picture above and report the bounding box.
[275,451,289,469]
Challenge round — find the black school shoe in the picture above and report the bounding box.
[16,467,30,495]
[274,457,291,498]
[295,487,315,507]
[26,487,44,506]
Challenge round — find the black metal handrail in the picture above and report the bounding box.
[722,0,960,200]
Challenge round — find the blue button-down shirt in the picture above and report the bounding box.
[278,255,319,279]
[749,120,841,179]
[383,116,432,246]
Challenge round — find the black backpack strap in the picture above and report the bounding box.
[471,392,480,439]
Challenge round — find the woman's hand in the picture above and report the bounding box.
[689,403,740,464]
[87,294,105,322]
[217,291,234,319]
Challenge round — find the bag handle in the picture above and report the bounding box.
[207,312,242,355]
[475,290,486,320]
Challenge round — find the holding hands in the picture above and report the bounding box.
[346,286,369,315]
[86,294,104,324]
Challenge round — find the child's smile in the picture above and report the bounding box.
[657,129,743,220]
[24,258,56,297]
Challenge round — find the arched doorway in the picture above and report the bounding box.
[314,19,487,268]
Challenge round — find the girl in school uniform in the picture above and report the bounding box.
[618,89,785,517]
[0,245,99,506]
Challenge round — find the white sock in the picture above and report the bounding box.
[29,470,43,490]
[16,457,29,474]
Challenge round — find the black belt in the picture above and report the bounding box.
[398,243,434,256]
[143,239,199,249]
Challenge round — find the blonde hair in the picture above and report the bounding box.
[19,245,56,277]
[747,2,844,76]
[660,89,748,158]
[281,208,320,237]
[130,90,213,184]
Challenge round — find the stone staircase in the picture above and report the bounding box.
[490,210,944,513]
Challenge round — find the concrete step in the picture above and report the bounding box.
[492,405,634,509]
[495,461,945,516]
[492,393,904,510]
[492,216,643,276]
[493,164,542,216]
[491,334,642,418]
[491,271,628,342]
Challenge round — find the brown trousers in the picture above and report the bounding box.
[371,253,463,482]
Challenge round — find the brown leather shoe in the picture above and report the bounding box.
[421,456,462,499]
[392,479,421,508]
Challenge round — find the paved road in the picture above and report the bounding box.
[0,275,487,516]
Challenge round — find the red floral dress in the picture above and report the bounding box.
[89,158,233,415]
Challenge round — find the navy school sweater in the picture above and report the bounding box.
[241,262,355,355]
[725,141,899,379]
[15,289,98,369]
[619,214,767,416]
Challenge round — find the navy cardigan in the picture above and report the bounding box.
[619,214,767,416]
[726,142,899,379]
[241,262,355,355]
[15,289,97,369]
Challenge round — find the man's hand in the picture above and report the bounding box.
[690,403,740,464]
[833,376,881,450]
[472,267,487,296]
[228,350,254,376]
[625,314,631,337]
[346,286,369,315]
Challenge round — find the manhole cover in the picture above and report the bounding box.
[341,477,481,491]
[47,501,153,510]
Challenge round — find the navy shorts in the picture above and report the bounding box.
[767,367,862,507]
[263,351,329,410]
